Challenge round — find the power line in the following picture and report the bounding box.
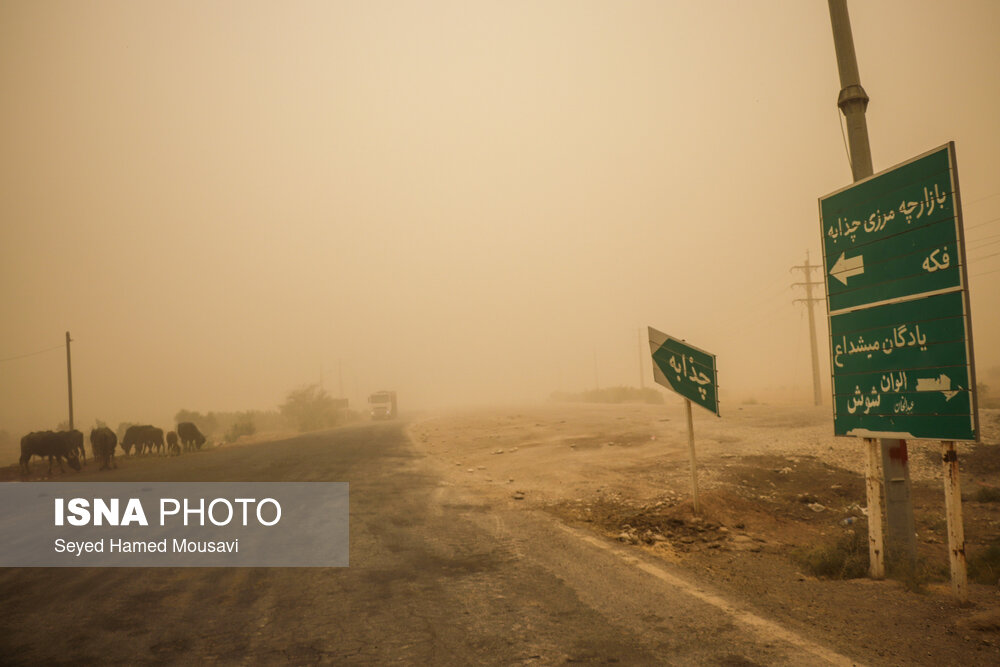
[967,240,1000,255]
[963,191,1000,207]
[968,250,1000,263]
[0,342,65,364]
[716,282,792,329]
[966,231,1000,247]
[838,107,852,175]
[965,214,1000,231]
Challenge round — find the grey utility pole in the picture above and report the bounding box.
[829,0,873,181]
[65,331,74,430]
[791,253,823,406]
[828,0,916,577]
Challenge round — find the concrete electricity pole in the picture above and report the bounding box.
[65,331,74,430]
[828,0,884,579]
[829,0,918,579]
[829,0,873,181]
[791,253,824,406]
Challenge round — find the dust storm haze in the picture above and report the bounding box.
[2,1,999,438]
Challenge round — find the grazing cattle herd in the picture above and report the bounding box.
[18,421,209,476]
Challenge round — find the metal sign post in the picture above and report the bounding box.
[683,398,700,514]
[648,327,719,515]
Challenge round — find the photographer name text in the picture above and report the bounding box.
[54,537,239,556]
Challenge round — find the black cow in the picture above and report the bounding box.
[89,426,118,471]
[166,430,180,456]
[147,426,165,456]
[68,429,86,464]
[177,422,206,452]
[20,431,82,475]
[121,425,144,456]
[121,425,164,456]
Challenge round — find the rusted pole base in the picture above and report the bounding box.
[941,441,968,602]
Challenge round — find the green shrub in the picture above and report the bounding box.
[968,542,1000,585]
[794,529,869,579]
[973,486,1000,503]
[224,413,256,443]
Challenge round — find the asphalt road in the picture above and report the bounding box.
[0,422,859,665]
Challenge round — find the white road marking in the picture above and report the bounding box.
[558,524,865,667]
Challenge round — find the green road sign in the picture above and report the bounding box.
[648,327,719,416]
[819,143,978,441]
[821,145,960,312]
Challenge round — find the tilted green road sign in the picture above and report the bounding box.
[819,143,978,441]
[648,327,719,416]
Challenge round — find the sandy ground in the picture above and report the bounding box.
[409,400,1000,665]
[410,400,996,493]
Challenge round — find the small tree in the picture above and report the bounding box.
[280,384,339,432]
[225,412,257,443]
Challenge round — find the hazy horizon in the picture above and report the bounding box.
[3,1,999,437]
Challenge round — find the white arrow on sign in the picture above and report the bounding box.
[830,252,865,285]
[916,373,960,401]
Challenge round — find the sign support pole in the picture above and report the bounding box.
[864,437,885,578]
[649,328,716,516]
[940,440,968,601]
[684,399,701,515]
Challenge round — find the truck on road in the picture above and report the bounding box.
[368,391,397,420]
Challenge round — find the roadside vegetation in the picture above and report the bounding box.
[175,383,358,442]
[969,541,1000,586]
[793,528,870,580]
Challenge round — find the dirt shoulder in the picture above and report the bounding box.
[409,401,1000,666]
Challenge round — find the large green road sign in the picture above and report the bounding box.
[820,143,978,441]
[648,327,719,416]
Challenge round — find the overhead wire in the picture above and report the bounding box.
[837,108,852,174]
[964,214,1000,232]
[962,191,1000,207]
[968,250,1000,264]
[972,266,1000,278]
[965,231,1000,247]
[0,343,65,364]
[717,279,794,330]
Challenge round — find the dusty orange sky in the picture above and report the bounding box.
[2,1,998,434]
